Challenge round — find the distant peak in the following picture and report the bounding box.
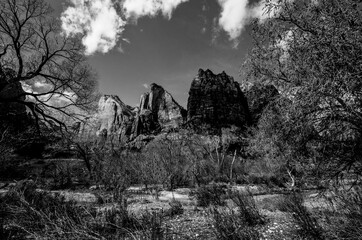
[205,69,213,74]
[196,69,231,78]
[102,95,120,100]
[150,83,164,91]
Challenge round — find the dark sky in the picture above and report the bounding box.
[49,0,262,107]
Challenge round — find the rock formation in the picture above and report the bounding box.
[245,84,279,124]
[78,70,281,148]
[132,83,186,136]
[187,69,250,132]
[79,83,186,145]
[78,95,134,144]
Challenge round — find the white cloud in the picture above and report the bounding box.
[123,0,189,20]
[217,0,249,40]
[142,83,150,89]
[61,0,126,55]
[60,0,188,54]
[217,0,289,42]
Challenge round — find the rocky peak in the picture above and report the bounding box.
[132,83,186,136]
[187,69,250,132]
[79,95,134,144]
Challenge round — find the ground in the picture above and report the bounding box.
[0,185,323,240]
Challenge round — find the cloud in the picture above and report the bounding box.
[21,81,77,108]
[217,0,249,40]
[123,0,189,20]
[61,0,126,55]
[216,0,286,42]
[61,0,189,54]
[142,83,150,89]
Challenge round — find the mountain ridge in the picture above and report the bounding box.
[78,69,277,146]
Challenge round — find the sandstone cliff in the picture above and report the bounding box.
[79,83,186,145]
[187,69,250,132]
[78,95,134,144]
[133,83,186,136]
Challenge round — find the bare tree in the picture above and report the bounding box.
[0,0,98,130]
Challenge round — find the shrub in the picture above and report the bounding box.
[281,193,324,239]
[211,207,260,240]
[229,190,265,226]
[324,186,362,240]
[210,190,264,240]
[0,181,100,240]
[192,184,227,207]
[139,210,169,239]
[165,199,184,217]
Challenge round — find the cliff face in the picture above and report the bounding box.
[80,84,186,144]
[132,83,186,136]
[79,69,272,146]
[187,69,250,131]
[78,95,134,144]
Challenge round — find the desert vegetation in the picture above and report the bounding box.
[1,0,361,239]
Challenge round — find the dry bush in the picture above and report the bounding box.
[192,184,227,207]
[324,186,362,240]
[0,181,184,239]
[165,199,184,217]
[280,193,324,240]
[211,207,260,240]
[229,190,265,226]
[0,181,102,240]
[210,190,264,240]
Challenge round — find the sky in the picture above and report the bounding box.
[48,0,271,107]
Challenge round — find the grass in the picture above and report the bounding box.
[0,181,174,240]
[279,192,324,240]
[210,190,265,240]
[2,179,361,240]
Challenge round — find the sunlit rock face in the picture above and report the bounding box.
[132,83,186,136]
[187,69,250,132]
[245,84,279,125]
[79,84,186,145]
[78,95,134,144]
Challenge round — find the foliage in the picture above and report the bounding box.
[245,0,362,182]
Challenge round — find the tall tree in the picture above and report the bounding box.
[245,0,362,182]
[0,0,98,130]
